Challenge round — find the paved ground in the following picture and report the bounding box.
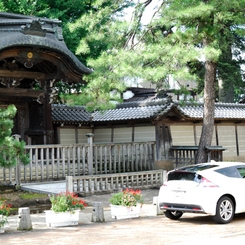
[2,209,245,244]
[2,184,245,244]
[2,188,161,232]
[21,181,67,195]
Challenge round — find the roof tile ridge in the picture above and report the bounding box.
[174,100,204,107]
[118,97,171,109]
[51,104,87,110]
[174,100,245,108]
[214,102,245,108]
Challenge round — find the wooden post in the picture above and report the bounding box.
[86,133,94,175]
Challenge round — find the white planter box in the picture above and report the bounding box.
[45,210,80,227]
[111,204,141,220]
[0,215,6,233]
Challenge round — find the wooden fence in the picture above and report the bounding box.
[66,170,166,195]
[170,146,226,168]
[0,141,156,184]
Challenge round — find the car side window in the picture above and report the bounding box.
[237,168,245,178]
[215,167,241,178]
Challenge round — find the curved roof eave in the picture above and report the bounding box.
[0,32,93,76]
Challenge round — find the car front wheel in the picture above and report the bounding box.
[213,196,234,224]
[164,210,183,220]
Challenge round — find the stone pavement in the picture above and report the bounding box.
[3,188,162,234]
[21,181,67,195]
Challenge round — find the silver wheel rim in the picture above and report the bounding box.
[220,200,233,221]
[171,211,181,216]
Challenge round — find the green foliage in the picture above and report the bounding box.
[49,191,87,212]
[0,105,30,168]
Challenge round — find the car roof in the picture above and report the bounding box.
[175,161,245,173]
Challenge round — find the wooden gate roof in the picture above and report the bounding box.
[0,12,92,88]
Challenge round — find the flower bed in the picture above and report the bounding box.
[49,191,87,212]
[0,197,12,232]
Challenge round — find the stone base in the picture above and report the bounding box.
[154,160,174,171]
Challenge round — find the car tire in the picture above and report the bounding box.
[213,196,234,224]
[164,210,183,220]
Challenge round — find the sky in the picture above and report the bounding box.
[122,0,161,25]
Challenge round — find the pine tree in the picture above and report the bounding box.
[0,105,29,167]
[76,0,245,162]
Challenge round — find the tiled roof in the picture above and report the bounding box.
[51,99,245,125]
[52,104,91,124]
[176,102,245,120]
[92,102,168,122]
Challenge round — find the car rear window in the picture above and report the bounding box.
[168,171,201,182]
[178,164,218,172]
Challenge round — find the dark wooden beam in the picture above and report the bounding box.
[0,48,87,83]
[0,70,58,80]
[0,88,43,98]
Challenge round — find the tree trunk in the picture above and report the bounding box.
[196,60,217,163]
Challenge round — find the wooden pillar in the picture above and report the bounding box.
[111,127,114,142]
[155,122,173,170]
[215,125,219,146]
[235,124,239,156]
[193,124,197,146]
[38,80,55,144]
[155,122,172,161]
[132,125,135,142]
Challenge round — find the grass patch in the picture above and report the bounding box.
[20,193,48,199]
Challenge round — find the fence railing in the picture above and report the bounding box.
[66,170,166,195]
[0,141,156,184]
[170,146,226,168]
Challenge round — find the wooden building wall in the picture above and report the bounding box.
[59,125,156,144]
[171,123,245,162]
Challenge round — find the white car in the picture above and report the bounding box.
[158,161,245,224]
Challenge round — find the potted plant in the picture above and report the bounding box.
[45,191,87,227]
[0,197,12,233]
[110,188,143,220]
